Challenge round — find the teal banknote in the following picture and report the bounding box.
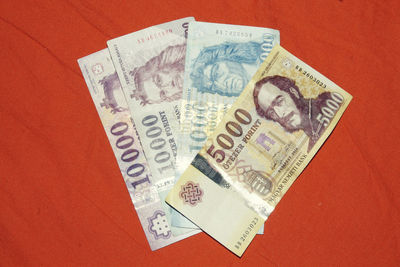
[172,21,280,232]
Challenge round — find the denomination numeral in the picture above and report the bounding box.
[207,108,252,162]
[234,109,252,125]
[331,92,344,103]
[150,138,166,150]
[188,103,219,152]
[226,121,243,137]
[110,121,150,189]
[121,149,139,162]
[146,126,162,138]
[142,115,158,126]
[207,145,225,163]
[259,34,274,61]
[190,130,207,142]
[127,164,145,177]
[326,99,340,110]
[217,134,234,149]
[155,151,170,163]
[182,22,189,38]
[111,122,129,135]
[316,92,343,127]
[116,135,134,149]
[142,115,174,174]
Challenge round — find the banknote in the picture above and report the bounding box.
[107,18,195,235]
[166,45,352,256]
[78,49,199,250]
[172,21,280,232]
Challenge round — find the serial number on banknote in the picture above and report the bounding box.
[295,65,327,88]
[234,217,259,250]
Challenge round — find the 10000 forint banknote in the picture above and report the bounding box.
[167,45,352,256]
[78,49,199,250]
[172,21,280,232]
[107,18,195,236]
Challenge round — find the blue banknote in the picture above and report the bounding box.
[172,21,280,233]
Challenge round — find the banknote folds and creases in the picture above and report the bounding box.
[78,48,199,251]
[166,45,352,256]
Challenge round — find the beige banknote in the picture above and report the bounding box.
[166,45,352,256]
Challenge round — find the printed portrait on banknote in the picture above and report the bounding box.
[166,45,352,256]
[190,41,262,97]
[253,75,340,152]
[130,43,186,105]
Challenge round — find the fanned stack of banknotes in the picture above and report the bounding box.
[78,17,352,256]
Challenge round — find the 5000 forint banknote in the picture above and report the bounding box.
[166,45,352,256]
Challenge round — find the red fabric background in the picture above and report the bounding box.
[1,0,399,265]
